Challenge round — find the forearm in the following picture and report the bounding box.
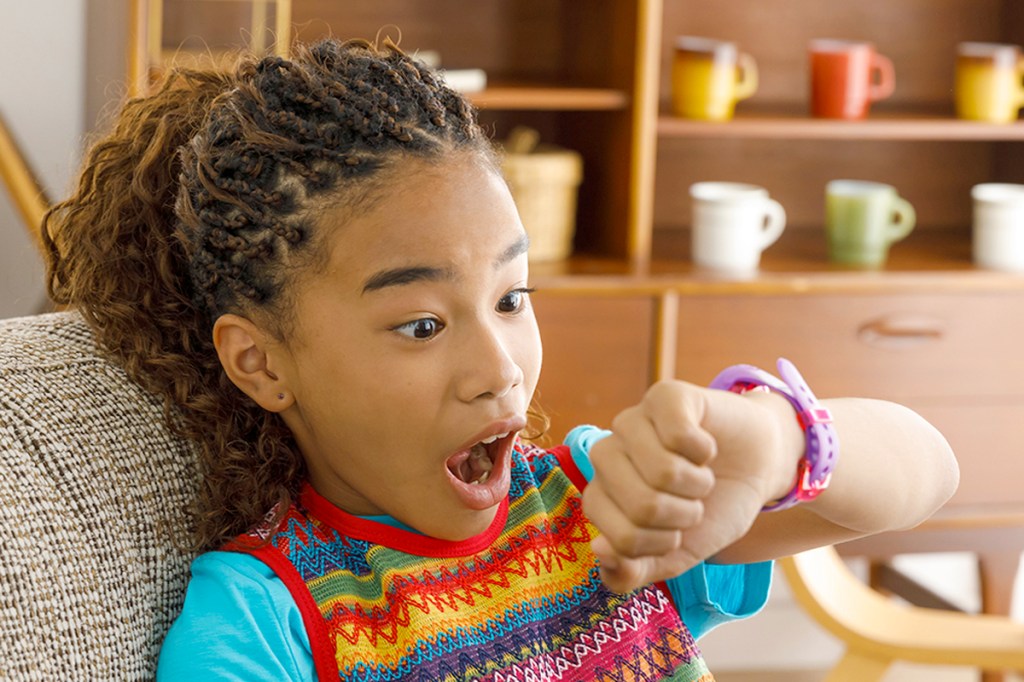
[713,395,959,564]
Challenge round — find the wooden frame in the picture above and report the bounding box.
[128,0,292,97]
[780,546,1024,680]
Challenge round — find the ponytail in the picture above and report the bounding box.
[43,66,304,551]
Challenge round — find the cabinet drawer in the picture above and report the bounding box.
[674,292,1024,402]
[532,294,653,442]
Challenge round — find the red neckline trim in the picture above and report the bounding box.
[298,481,509,558]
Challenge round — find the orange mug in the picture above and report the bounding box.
[809,39,895,119]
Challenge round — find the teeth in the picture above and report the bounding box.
[470,443,488,460]
[470,471,490,485]
[470,445,493,472]
[480,431,510,445]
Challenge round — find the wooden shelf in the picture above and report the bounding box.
[469,84,630,111]
[657,109,1024,141]
[530,228,1024,295]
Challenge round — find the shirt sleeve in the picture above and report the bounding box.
[563,424,773,640]
[157,551,314,682]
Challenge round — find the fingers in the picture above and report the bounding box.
[592,478,768,594]
[582,479,689,558]
[591,535,703,595]
[606,405,717,498]
[582,383,717,569]
[641,381,718,467]
[582,380,744,593]
[588,430,711,531]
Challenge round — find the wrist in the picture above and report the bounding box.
[709,358,839,512]
[744,389,807,504]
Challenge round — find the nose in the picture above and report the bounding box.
[456,319,525,403]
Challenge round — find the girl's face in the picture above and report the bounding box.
[277,154,542,540]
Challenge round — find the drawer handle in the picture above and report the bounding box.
[857,315,944,349]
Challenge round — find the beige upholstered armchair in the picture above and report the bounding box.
[0,312,200,680]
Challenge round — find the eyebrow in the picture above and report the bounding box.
[361,265,454,294]
[361,232,531,295]
[498,233,531,266]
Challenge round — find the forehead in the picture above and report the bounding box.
[317,155,526,289]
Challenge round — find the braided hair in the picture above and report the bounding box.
[43,38,495,550]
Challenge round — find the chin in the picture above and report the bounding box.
[428,505,500,541]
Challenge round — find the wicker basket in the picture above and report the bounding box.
[499,127,583,262]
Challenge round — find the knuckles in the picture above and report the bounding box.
[607,527,681,560]
[641,380,704,454]
[624,493,705,529]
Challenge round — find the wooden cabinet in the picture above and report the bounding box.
[531,295,654,443]
[643,0,1024,517]
[254,2,1024,513]
[154,0,1024,636]
[674,289,1024,507]
[675,292,1024,402]
[157,2,1024,495]
[533,274,1024,509]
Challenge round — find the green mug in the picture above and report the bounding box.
[825,180,916,267]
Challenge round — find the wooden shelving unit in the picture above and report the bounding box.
[657,110,1024,141]
[469,85,629,111]
[140,1,1024,665]
[130,0,291,96]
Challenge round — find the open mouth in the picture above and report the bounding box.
[446,431,509,485]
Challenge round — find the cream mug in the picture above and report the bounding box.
[689,182,786,273]
[972,183,1024,271]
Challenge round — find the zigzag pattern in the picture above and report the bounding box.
[245,442,712,681]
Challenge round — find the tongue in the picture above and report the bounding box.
[449,443,493,483]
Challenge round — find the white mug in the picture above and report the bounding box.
[690,182,786,273]
[972,183,1024,272]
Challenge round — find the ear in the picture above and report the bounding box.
[213,314,294,413]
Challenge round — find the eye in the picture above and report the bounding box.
[393,317,444,340]
[497,287,535,314]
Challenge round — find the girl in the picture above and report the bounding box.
[43,37,958,681]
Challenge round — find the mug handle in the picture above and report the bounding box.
[759,199,787,250]
[734,53,759,101]
[869,53,896,102]
[887,197,916,243]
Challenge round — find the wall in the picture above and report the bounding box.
[0,0,127,320]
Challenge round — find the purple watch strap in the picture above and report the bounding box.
[709,358,839,511]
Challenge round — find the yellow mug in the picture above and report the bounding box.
[955,42,1024,123]
[671,36,758,122]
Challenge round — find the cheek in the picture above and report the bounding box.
[519,314,544,390]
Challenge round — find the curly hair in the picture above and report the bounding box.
[42,38,502,551]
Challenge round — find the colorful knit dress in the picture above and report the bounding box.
[226,440,713,681]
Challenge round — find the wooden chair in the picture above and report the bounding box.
[779,545,1024,681]
[0,111,49,252]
